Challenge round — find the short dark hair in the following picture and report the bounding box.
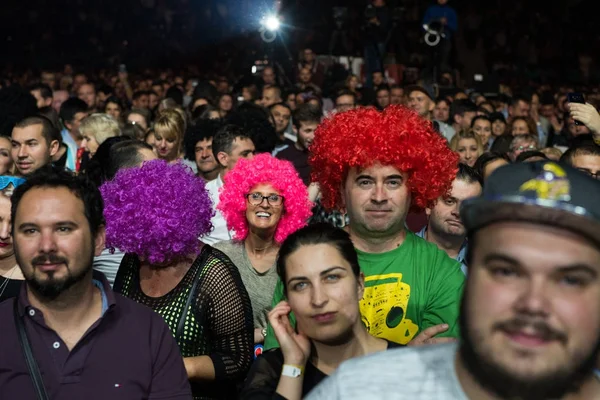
[456,163,484,187]
[11,165,105,237]
[277,223,360,295]
[212,124,250,160]
[292,103,322,130]
[125,108,151,128]
[560,143,600,165]
[105,140,154,181]
[121,122,146,141]
[376,85,391,95]
[473,151,511,178]
[335,89,357,105]
[13,116,59,147]
[268,102,291,114]
[97,84,113,97]
[59,97,88,123]
[85,136,133,186]
[29,83,53,100]
[104,96,123,111]
[516,150,549,163]
[165,86,184,106]
[470,115,491,128]
[450,99,478,119]
[509,94,530,108]
[263,85,282,99]
[132,90,149,101]
[183,118,223,161]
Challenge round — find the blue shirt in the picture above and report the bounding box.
[416,226,468,275]
[60,128,78,171]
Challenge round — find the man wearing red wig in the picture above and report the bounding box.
[265,105,465,348]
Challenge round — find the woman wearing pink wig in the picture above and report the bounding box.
[214,153,313,345]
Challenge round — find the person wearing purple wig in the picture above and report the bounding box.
[213,153,312,345]
[101,159,254,400]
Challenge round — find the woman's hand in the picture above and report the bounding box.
[268,301,311,366]
[568,102,600,134]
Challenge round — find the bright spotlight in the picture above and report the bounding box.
[264,15,280,32]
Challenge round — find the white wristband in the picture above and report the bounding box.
[281,364,304,378]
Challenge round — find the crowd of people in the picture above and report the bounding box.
[1,3,600,400]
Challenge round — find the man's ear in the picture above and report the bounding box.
[64,121,73,132]
[425,207,432,217]
[49,140,60,157]
[94,225,106,257]
[216,151,228,168]
[428,100,435,112]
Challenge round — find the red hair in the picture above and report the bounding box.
[309,105,458,212]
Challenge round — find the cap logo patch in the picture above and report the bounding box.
[519,163,571,201]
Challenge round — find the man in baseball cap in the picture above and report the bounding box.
[307,160,600,400]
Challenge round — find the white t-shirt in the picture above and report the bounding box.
[201,175,234,245]
[306,343,468,400]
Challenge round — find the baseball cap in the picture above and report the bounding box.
[406,85,434,101]
[461,161,600,247]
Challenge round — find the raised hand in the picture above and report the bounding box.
[407,323,457,346]
[268,301,311,365]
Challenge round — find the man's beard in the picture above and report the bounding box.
[459,287,600,400]
[20,253,93,301]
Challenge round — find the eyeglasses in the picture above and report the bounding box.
[512,145,537,152]
[246,193,284,206]
[577,168,600,179]
[0,176,25,191]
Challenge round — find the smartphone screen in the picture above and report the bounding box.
[567,92,585,125]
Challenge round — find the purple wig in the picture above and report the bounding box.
[218,153,312,243]
[100,159,214,264]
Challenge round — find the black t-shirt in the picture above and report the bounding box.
[240,341,402,399]
[276,144,310,186]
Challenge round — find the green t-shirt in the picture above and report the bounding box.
[264,231,465,349]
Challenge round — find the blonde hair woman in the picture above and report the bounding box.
[80,113,121,157]
[450,130,484,167]
[154,109,186,163]
[0,137,16,176]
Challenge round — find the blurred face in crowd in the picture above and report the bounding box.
[194,138,218,175]
[13,186,105,300]
[52,90,69,113]
[566,117,591,137]
[347,75,359,91]
[30,90,52,109]
[41,72,56,90]
[286,93,297,110]
[149,92,159,110]
[474,95,487,106]
[299,68,312,84]
[342,164,410,239]
[152,84,164,99]
[0,136,14,175]
[460,222,600,400]
[154,131,180,162]
[303,49,316,64]
[262,67,276,85]
[127,113,148,131]
[105,101,122,120]
[11,124,59,176]
[335,94,356,113]
[261,87,281,108]
[511,119,531,136]
[530,94,540,112]
[284,243,365,345]
[510,139,538,161]
[271,104,291,135]
[219,94,233,112]
[376,89,390,109]
[426,177,482,239]
[133,94,149,109]
[434,100,450,122]
[72,74,87,93]
[0,195,14,260]
[245,183,283,234]
[77,84,96,109]
[372,72,384,87]
[408,91,434,118]
[482,158,509,180]
[218,137,256,174]
[390,87,405,105]
[66,112,89,137]
[492,119,506,137]
[570,153,600,180]
[509,100,531,118]
[296,121,318,150]
[456,112,477,131]
[540,104,556,120]
[456,138,480,167]
[80,134,100,157]
[472,119,492,147]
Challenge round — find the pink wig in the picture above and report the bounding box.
[100,160,214,264]
[310,105,459,212]
[218,153,312,243]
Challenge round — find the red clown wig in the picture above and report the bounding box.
[309,105,459,212]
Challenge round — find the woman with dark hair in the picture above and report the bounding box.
[104,95,124,122]
[240,223,401,399]
[0,176,26,302]
[470,115,492,150]
[473,151,510,180]
[218,93,234,118]
[103,160,254,400]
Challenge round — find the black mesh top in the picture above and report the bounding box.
[113,245,254,400]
